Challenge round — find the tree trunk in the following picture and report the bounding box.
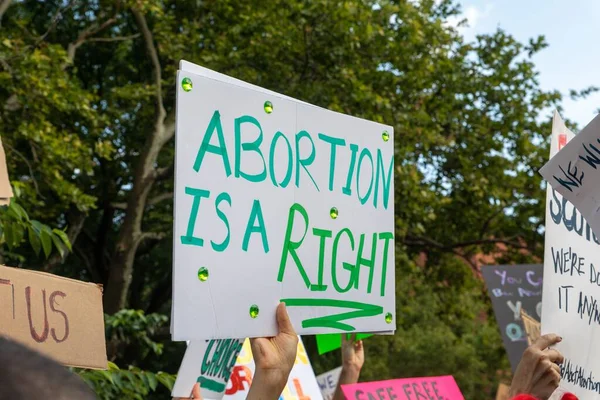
[102,7,174,315]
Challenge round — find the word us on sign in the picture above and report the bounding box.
[172,61,396,339]
[0,265,107,369]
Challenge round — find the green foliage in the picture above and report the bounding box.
[106,309,169,359]
[78,361,175,400]
[0,200,71,261]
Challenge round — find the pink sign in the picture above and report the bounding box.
[341,375,464,400]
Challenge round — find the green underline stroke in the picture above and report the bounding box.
[280,298,383,331]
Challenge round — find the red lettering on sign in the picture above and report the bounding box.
[559,134,567,150]
[225,365,253,395]
[293,378,311,400]
[0,278,15,319]
[25,287,49,343]
[49,291,69,343]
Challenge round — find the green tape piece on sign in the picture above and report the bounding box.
[316,333,373,355]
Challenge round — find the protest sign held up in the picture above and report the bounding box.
[520,309,540,346]
[0,265,107,369]
[316,366,342,400]
[172,61,396,340]
[481,264,543,371]
[341,375,464,400]
[539,111,600,397]
[172,338,244,399]
[316,333,373,355]
[224,337,323,400]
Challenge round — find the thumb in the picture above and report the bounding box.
[276,302,296,336]
[192,382,203,399]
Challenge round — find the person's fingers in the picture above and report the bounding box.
[191,382,202,399]
[349,333,357,343]
[532,334,562,350]
[341,333,349,346]
[540,364,561,390]
[545,348,565,364]
[533,357,560,384]
[355,340,363,350]
[276,302,296,335]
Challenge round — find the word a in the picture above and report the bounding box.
[181,188,269,254]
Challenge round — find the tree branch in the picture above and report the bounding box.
[155,163,173,180]
[148,192,173,207]
[65,9,120,67]
[104,7,172,313]
[404,235,530,251]
[0,0,12,26]
[111,191,172,210]
[138,231,166,243]
[131,8,166,130]
[36,1,75,43]
[87,33,140,42]
[3,143,43,199]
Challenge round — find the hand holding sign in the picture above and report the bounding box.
[248,303,298,399]
[341,333,365,372]
[509,334,564,399]
[173,383,203,400]
[333,333,365,400]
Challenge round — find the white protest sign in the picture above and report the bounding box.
[172,339,244,399]
[316,366,342,400]
[540,113,600,238]
[541,111,600,397]
[224,337,323,400]
[172,61,396,340]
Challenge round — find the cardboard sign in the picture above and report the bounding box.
[540,111,600,398]
[520,309,540,346]
[495,383,510,400]
[481,264,543,372]
[172,61,396,340]
[172,338,244,398]
[316,333,372,355]
[540,113,600,238]
[0,265,107,369]
[316,366,342,400]
[0,137,14,205]
[224,337,323,400]
[341,375,464,400]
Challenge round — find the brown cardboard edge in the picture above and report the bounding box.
[0,264,103,293]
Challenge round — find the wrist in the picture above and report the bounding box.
[248,368,289,400]
[342,362,362,375]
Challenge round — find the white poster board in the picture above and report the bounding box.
[316,366,342,400]
[172,338,244,399]
[172,61,396,340]
[540,114,600,238]
[224,337,323,400]
[541,111,600,397]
